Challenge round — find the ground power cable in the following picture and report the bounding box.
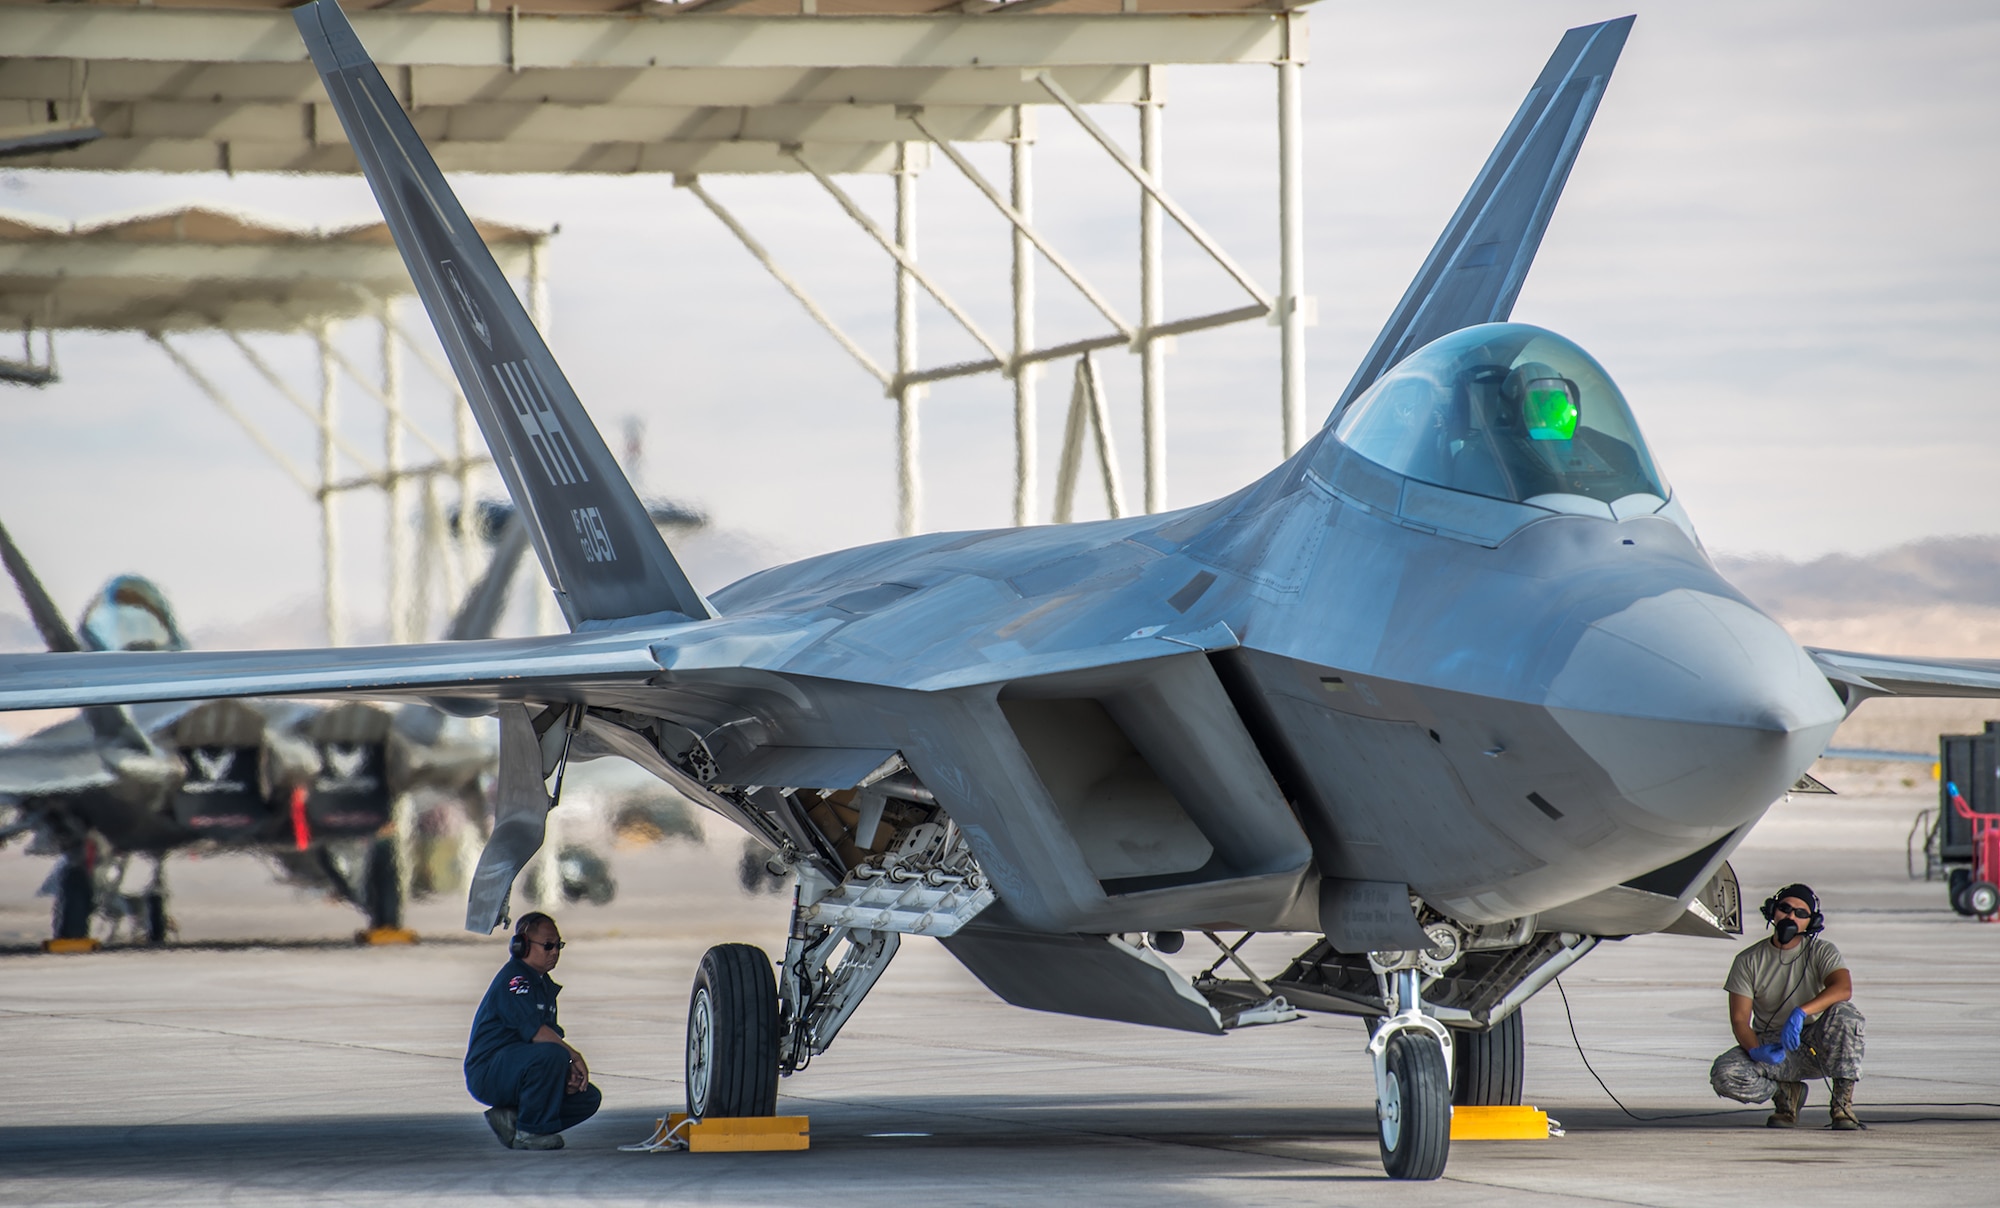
[1553,976,2000,1124]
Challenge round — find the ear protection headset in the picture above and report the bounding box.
[510,911,555,958]
[1759,883,1824,936]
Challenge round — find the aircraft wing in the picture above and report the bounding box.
[1809,648,2000,699]
[1330,15,1635,416]
[0,630,673,712]
[0,741,116,798]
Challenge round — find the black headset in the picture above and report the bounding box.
[1759,883,1824,936]
[510,911,555,958]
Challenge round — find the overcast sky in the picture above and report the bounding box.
[1,0,1996,647]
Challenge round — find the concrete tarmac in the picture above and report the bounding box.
[3,771,1998,1206]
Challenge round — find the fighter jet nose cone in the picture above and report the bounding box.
[1545,589,1845,829]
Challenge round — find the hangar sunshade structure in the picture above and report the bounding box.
[0,0,1317,538]
[0,205,550,646]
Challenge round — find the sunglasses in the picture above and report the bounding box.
[524,939,566,953]
[1771,905,1812,920]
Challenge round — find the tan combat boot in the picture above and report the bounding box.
[1829,1078,1862,1131]
[1766,1081,1806,1128]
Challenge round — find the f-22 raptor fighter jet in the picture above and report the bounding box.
[5,5,1997,1179]
[0,513,533,943]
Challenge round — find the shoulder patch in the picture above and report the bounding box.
[507,975,532,995]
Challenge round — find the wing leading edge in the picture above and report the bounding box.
[1330,15,1635,419]
[0,632,667,712]
[1809,648,2000,700]
[293,0,708,628]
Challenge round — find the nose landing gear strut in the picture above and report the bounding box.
[1367,965,1454,1179]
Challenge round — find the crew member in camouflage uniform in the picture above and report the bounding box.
[1708,883,1863,1129]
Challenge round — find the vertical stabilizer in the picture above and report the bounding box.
[1330,16,1635,420]
[0,519,155,751]
[294,1,710,627]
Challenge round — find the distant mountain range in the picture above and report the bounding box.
[1715,536,2000,619]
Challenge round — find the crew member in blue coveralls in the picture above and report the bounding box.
[466,911,602,1150]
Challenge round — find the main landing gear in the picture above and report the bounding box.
[683,885,906,1120]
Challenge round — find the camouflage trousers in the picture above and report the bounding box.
[1710,1001,1865,1103]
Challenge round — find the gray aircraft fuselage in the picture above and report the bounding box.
[665,340,1843,939]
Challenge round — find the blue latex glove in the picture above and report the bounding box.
[1747,1043,1787,1066]
[1781,1007,1808,1051]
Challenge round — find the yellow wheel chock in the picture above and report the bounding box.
[1450,1105,1562,1139]
[357,927,420,946]
[621,1113,809,1153]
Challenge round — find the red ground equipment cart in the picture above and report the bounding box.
[1944,781,2000,919]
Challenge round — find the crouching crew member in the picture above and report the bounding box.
[465,911,602,1150]
[1709,883,1864,1130]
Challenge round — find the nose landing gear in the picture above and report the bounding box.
[1368,967,1454,1179]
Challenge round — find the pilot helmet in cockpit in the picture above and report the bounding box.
[1500,361,1581,441]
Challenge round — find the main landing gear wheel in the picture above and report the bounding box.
[52,859,93,941]
[686,943,780,1119]
[143,891,168,945]
[1453,1010,1524,1106]
[1378,1030,1451,1180]
[361,837,402,931]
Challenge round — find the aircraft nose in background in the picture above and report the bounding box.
[1544,589,1847,830]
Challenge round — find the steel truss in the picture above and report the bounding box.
[677,24,1312,535]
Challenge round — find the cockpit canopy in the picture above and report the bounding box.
[1334,323,1667,509]
[79,575,188,653]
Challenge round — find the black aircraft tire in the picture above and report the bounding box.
[685,944,779,1119]
[53,861,93,940]
[1452,1011,1525,1106]
[1950,867,1975,915]
[1378,1031,1452,1181]
[362,837,402,931]
[143,892,168,945]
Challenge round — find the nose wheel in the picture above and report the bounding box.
[1377,1030,1451,1178]
[1368,967,1453,1180]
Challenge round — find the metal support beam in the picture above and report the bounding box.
[1137,67,1166,514]
[149,332,314,494]
[1052,354,1125,524]
[1276,19,1310,456]
[1036,70,1273,310]
[907,107,1130,339]
[893,141,922,538]
[389,321,484,595]
[791,146,1007,367]
[218,330,375,474]
[1009,106,1036,528]
[381,299,411,644]
[678,174,890,387]
[314,323,344,647]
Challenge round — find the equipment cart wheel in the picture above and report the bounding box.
[1452,1010,1524,1105]
[1951,867,1976,915]
[362,837,402,931]
[686,943,779,1119]
[1378,1030,1451,1180]
[1968,880,2000,920]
